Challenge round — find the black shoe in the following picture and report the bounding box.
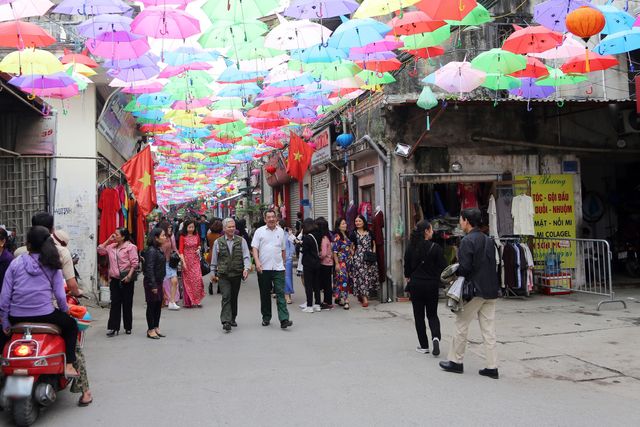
[479,368,499,379]
[208,282,214,295]
[125,330,132,335]
[432,338,440,356]
[230,320,238,327]
[280,320,293,329]
[106,330,119,337]
[146,333,160,340]
[223,323,232,332]
[439,361,464,374]
[262,320,270,326]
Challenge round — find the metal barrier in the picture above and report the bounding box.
[500,237,627,310]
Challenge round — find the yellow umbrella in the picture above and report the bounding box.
[0,49,64,75]
[64,62,96,77]
[171,116,205,127]
[353,0,422,18]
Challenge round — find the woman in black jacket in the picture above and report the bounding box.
[404,220,447,356]
[144,227,167,339]
[301,218,322,313]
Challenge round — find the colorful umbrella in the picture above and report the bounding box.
[510,56,549,78]
[502,25,564,54]
[0,48,63,74]
[596,4,634,35]
[53,0,131,16]
[131,7,201,40]
[86,31,151,60]
[201,0,281,21]
[595,28,640,55]
[350,35,403,54]
[283,0,359,19]
[292,43,347,63]
[198,20,268,49]
[388,11,446,36]
[163,46,220,66]
[535,68,588,86]
[400,25,451,49]
[560,52,618,74]
[32,84,80,99]
[446,3,492,26]
[9,72,76,89]
[354,0,421,18]
[258,96,297,111]
[533,0,590,33]
[357,69,396,85]
[471,48,526,75]
[481,74,521,90]
[108,64,159,82]
[530,35,585,59]
[0,20,55,48]
[0,0,53,22]
[509,77,555,99]
[416,0,477,21]
[60,49,99,68]
[265,15,332,50]
[422,61,486,93]
[76,14,132,37]
[329,16,391,49]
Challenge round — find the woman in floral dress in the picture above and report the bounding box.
[332,218,353,310]
[349,214,378,307]
[179,220,205,308]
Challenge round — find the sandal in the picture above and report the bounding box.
[343,303,350,310]
[78,396,93,407]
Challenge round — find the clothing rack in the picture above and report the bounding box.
[496,236,533,299]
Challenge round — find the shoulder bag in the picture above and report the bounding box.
[116,248,138,283]
[361,233,377,264]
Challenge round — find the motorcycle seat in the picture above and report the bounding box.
[10,323,61,335]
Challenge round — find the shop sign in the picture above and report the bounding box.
[97,92,137,159]
[15,115,56,155]
[517,174,577,268]
[311,128,331,167]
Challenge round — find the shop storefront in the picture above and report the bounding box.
[309,128,332,223]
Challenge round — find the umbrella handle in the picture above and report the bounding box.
[376,71,384,78]
[556,100,565,108]
[585,86,593,95]
[27,93,36,100]
[408,69,418,77]
[526,100,533,112]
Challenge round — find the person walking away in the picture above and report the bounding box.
[332,218,353,310]
[0,226,80,378]
[316,217,334,310]
[97,228,139,336]
[251,210,293,329]
[0,226,14,293]
[206,219,223,295]
[284,226,296,304]
[179,219,205,308]
[440,208,500,379]
[198,215,209,250]
[211,218,251,332]
[143,228,167,339]
[404,221,447,356]
[349,215,378,307]
[160,222,180,310]
[300,218,322,313]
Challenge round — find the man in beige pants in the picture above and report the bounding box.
[440,208,500,379]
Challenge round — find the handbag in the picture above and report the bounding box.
[200,255,211,275]
[116,248,138,283]
[169,251,180,269]
[462,279,476,302]
[363,251,377,263]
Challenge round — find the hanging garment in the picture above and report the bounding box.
[502,243,518,289]
[434,190,447,217]
[372,210,386,283]
[346,203,357,234]
[496,195,514,236]
[457,183,479,210]
[98,187,121,244]
[520,243,535,292]
[513,243,522,289]
[135,204,146,252]
[358,202,372,221]
[488,195,498,238]
[512,194,535,236]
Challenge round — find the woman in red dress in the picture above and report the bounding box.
[178,220,205,308]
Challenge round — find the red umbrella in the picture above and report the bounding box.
[248,118,290,130]
[247,109,280,119]
[510,56,549,78]
[201,116,236,125]
[257,96,297,112]
[60,48,98,68]
[502,25,564,54]
[355,58,402,72]
[388,11,446,36]
[0,20,55,48]
[406,46,445,59]
[140,123,172,133]
[416,0,477,21]
[560,51,618,74]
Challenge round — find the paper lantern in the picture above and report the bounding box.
[336,133,354,148]
[566,6,605,42]
[266,165,277,174]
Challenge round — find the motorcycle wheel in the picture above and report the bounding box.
[625,259,640,277]
[12,397,39,427]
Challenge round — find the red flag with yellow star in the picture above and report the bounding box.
[286,133,313,182]
[122,145,157,216]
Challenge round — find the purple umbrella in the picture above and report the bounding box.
[130,7,200,40]
[509,77,555,99]
[104,52,159,69]
[76,14,132,37]
[533,0,590,33]
[296,95,332,106]
[282,105,318,123]
[9,72,76,89]
[86,31,150,60]
[108,64,159,82]
[348,50,396,61]
[53,0,131,15]
[283,0,359,19]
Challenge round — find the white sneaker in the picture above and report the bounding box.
[299,303,307,309]
[168,303,180,311]
[312,304,321,312]
[416,347,430,354]
[302,307,314,313]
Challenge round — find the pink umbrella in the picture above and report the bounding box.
[530,35,585,59]
[159,62,211,78]
[350,35,404,55]
[33,84,80,99]
[172,97,211,110]
[131,7,200,40]
[0,0,53,22]
[422,61,486,94]
[140,0,190,5]
[86,31,150,59]
[122,82,165,94]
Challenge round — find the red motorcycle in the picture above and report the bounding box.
[1,295,85,427]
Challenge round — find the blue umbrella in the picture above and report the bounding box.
[328,16,391,49]
[597,4,635,35]
[177,127,211,139]
[290,43,348,63]
[268,73,316,87]
[163,46,220,66]
[595,28,640,55]
[218,66,267,83]
[104,52,160,69]
[217,82,262,97]
[136,93,174,108]
[132,110,165,121]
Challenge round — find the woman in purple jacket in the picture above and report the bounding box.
[0,226,79,378]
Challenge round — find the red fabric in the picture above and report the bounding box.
[116,184,126,227]
[181,234,204,307]
[457,183,479,210]
[98,187,120,244]
[286,133,313,182]
[122,146,157,217]
[136,204,146,252]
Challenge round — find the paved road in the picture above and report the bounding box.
[9,273,640,427]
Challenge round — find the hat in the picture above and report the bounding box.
[52,229,70,247]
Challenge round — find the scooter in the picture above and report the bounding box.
[0,294,84,427]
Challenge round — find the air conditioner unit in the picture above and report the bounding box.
[621,110,640,134]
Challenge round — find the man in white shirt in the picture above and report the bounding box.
[251,210,292,329]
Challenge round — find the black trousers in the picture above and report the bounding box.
[219,275,242,324]
[319,265,333,304]
[108,278,134,331]
[410,283,441,349]
[303,267,322,307]
[144,284,163,330]
[10,309,78,363]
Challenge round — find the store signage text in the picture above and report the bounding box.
[311,128,331,167]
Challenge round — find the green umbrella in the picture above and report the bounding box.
[211,98,254,110]
[357,70,396,85]
[535,68,588,86]
[446,4,492,26]
[471,48,526,75]
[214,120,247,132]
[216,128,250,139]
[201,0,281,21]
[234,38,284,60]
[164,83,213,100]
[198,20,268,49]
[298,60,362,80]
[481,74,522,90]
[237,136,259,146]
[401,25,451,49]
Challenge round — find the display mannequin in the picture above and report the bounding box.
[346,200,357,234]
[373,206,386,283]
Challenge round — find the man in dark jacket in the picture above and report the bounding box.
[440,208,500,379]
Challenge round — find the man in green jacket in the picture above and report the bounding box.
[211,218,251,332]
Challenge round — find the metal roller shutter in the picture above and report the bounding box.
[312,171,329,220]
[289,180,300,228]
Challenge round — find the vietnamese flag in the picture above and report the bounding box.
[122,145,157,216]
[286,133,314,182]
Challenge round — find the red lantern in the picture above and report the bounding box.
[566,6,605,42]
[266,165,277,174]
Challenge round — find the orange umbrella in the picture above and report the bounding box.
[560,51,618,74]
[60,48,99,68]
[388,11,446,36]
[406,46,445,59]
[257,96,297,112]
[416,0,477,21]
[0,20,55,48]
[355,58,402,72]
[510,56,549,78]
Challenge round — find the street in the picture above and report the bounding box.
[26,273,640,427]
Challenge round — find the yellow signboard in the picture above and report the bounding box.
[516,174,577,268]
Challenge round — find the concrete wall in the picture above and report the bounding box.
[52,85,98,292]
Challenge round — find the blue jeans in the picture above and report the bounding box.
[285,258,294,294]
